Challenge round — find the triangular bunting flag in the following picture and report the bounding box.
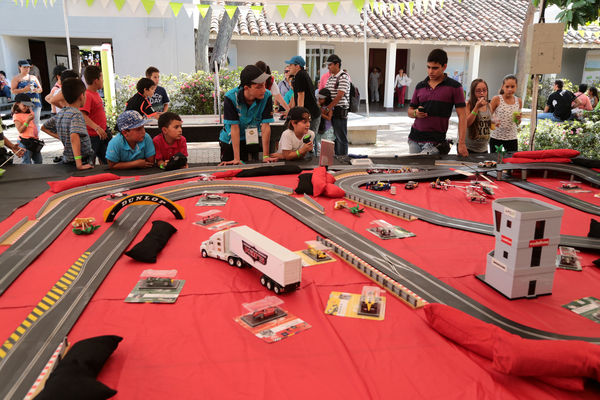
[302,3,314,17]
[86,0,94,6]
[328,1,339,14]
[250,5,263,17]
[13,0,18,5]
[156,0,169,15]
[409,1,414,15]
[440,0,444,8]
[113,0,125,10]
[423,0,428,13]
[389,3,394,14]
[197,4,209,18]
[276,4,288,19]
[25,0,29,7]
[127,0,140,13]
[578,30,585,37]
[368,0,373,11]
[224,5,236,19]
[183,3,193,17]
[400,2,405,14]
[352,0,364,13]
[595,31,600,38]
[169,1,182,16]
[140,0,154,14]
[33,0,38,6]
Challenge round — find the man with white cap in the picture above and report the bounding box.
[219,64,277,165]
[105,110,155,169]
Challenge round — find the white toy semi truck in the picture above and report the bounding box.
[200,226,302,294]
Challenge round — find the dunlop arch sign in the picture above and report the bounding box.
[103,193,185,222]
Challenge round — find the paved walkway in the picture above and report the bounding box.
[2,104,460,165]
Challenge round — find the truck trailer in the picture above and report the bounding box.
[200,226,302,294]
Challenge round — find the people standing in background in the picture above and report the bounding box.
[465,79,491,154]
[46,69,79,112]
[126,78,158,119]
[145,66,170,114]
[285,56,320,144]
[0,71,11,98]
[407,49,468,157]
[12,93,43,164]
[588,87,599,109]
[324,54,350,156]
[394,68,411,108]
[46,65,67,115]
[27,60,42,84]
[256,61,289,114]
[81,66,110,165]
[489,75,522,153]
[278,67,292,101]
[368,67,381,103]
[11,60,43,130]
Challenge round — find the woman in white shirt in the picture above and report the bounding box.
[394,69,411,108]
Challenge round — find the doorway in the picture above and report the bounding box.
[28,40,50,110]
[395,49,409,106]
[368,48,386,105]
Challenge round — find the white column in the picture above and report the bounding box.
[297,39,306,58]
[383,42,397,110]
[467,44,481,85]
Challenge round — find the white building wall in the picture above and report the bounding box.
[478,46,518,96]
[560,48,587,85]
[0,0,194,80]
[232,40,297,74]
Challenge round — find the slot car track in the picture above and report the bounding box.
[336,172,600,251]
[1,162,600,398]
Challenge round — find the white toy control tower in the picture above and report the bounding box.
[479,198,563,299]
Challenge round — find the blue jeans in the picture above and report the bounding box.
[332,116,348,155]
[19,142,43,164]
[537,113,563,122]
[407,139,440,155]
[310,115,322,155]
[0,85,10,98]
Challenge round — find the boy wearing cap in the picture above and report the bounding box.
[42,78,94,170]
[324,54,350,155]
[218,64,276,166]
[286,56,321,147]
[106,110,155,170]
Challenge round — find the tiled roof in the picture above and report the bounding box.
[209,0,600,47]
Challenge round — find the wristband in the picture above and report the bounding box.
[414,110,417,118]
[296,150,301,158]
[159,164,165,169]
[263,155,269,159]
[471,110,478,116]
[74,155,82,160]
[23,122,28,128]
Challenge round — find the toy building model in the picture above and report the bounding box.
[480,198,563,299]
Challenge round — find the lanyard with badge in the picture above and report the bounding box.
[245,125,259,145]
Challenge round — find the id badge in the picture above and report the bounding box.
[245,126,259,145]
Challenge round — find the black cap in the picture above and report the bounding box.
[240,65,270,87]
[326,54,341,64]
[18,60,31,67]
[14,93,34,107]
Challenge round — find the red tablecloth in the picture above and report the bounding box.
[0,173,599,399]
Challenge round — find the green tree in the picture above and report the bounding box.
[534,0,600,30]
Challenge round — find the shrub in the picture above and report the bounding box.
[518,109,600,158]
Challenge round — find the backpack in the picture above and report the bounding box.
[335,73,360,113]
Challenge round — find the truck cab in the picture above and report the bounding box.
[201,230,234,262]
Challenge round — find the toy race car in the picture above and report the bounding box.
[366,181,391,191]
[430,178,451,190]
[359,287,381,316]
[561,182,580,190]
[143,277,174,288]
[405,181,419,190]
[252,306,278,320]
[109,192,128,199]
[477,160,497,168]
